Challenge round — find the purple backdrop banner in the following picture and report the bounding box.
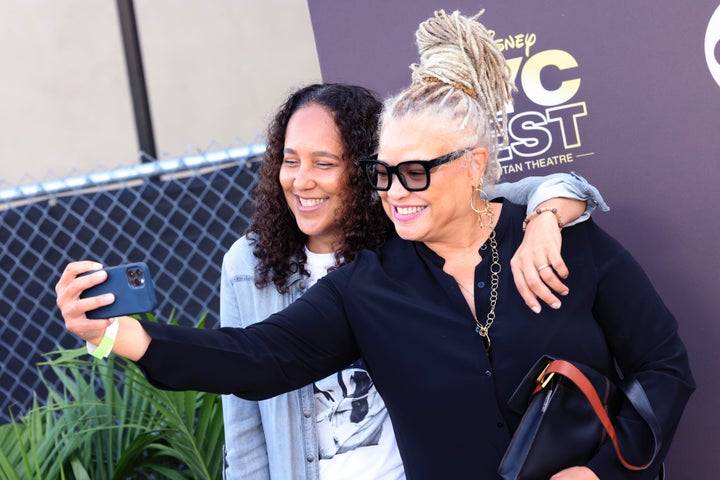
[308,0,720,475]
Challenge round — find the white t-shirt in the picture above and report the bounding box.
[304,248,405,480]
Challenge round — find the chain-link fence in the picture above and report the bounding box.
[0,144,265,424]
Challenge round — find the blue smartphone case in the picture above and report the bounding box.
[80,262,157,319]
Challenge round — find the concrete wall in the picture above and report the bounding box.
[0,0,321,186]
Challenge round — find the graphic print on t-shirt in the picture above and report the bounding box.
[314,359,388,459]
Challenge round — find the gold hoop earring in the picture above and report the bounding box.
[470,183,494,229]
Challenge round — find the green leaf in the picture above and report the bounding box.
[4,314,223,479]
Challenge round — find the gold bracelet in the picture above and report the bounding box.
[522,207,564,232]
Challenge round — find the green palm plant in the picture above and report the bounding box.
[0,316,225,480]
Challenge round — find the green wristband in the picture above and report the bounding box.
[90,319,119,359]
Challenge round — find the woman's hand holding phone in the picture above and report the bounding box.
[55,261,154,360]
[55,261,116,344]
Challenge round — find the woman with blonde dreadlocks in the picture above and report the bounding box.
[56,10,693,479]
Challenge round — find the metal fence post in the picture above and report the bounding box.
[116,0,157,161]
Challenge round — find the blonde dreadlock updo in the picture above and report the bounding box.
[381,9,516,184]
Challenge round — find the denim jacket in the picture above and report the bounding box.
[220,172,608,480]
[221,236,318,480]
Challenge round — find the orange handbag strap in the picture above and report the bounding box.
[540,359,663,472]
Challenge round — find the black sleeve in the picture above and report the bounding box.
[584,228,695,479]
[135,278,361,400]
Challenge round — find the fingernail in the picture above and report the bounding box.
[561,289,569,296]
[551,302,561,309]
[532,305,541,314]
[103,294,114,302]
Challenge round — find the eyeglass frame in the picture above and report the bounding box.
[358,148,473,192]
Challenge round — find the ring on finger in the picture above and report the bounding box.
[537,264,551,272]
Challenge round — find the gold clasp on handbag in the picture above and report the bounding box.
[537,363,555,389]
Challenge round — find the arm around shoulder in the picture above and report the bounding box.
[494,172,609,227]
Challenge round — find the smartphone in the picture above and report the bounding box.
[80,262,158,319]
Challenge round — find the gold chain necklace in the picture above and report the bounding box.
[456,229,501,352]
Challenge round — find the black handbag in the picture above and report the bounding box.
[498,356,664,480]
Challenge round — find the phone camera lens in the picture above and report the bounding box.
[126,267,145,287]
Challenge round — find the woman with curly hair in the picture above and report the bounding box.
[246,83,395,294]
[220,83,401,480]
[217,83,605,479]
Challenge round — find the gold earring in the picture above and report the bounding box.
[470,183,494,229]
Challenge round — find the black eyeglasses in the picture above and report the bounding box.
[359,148,472,192]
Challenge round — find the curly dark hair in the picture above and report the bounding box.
[248,83,396,293]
